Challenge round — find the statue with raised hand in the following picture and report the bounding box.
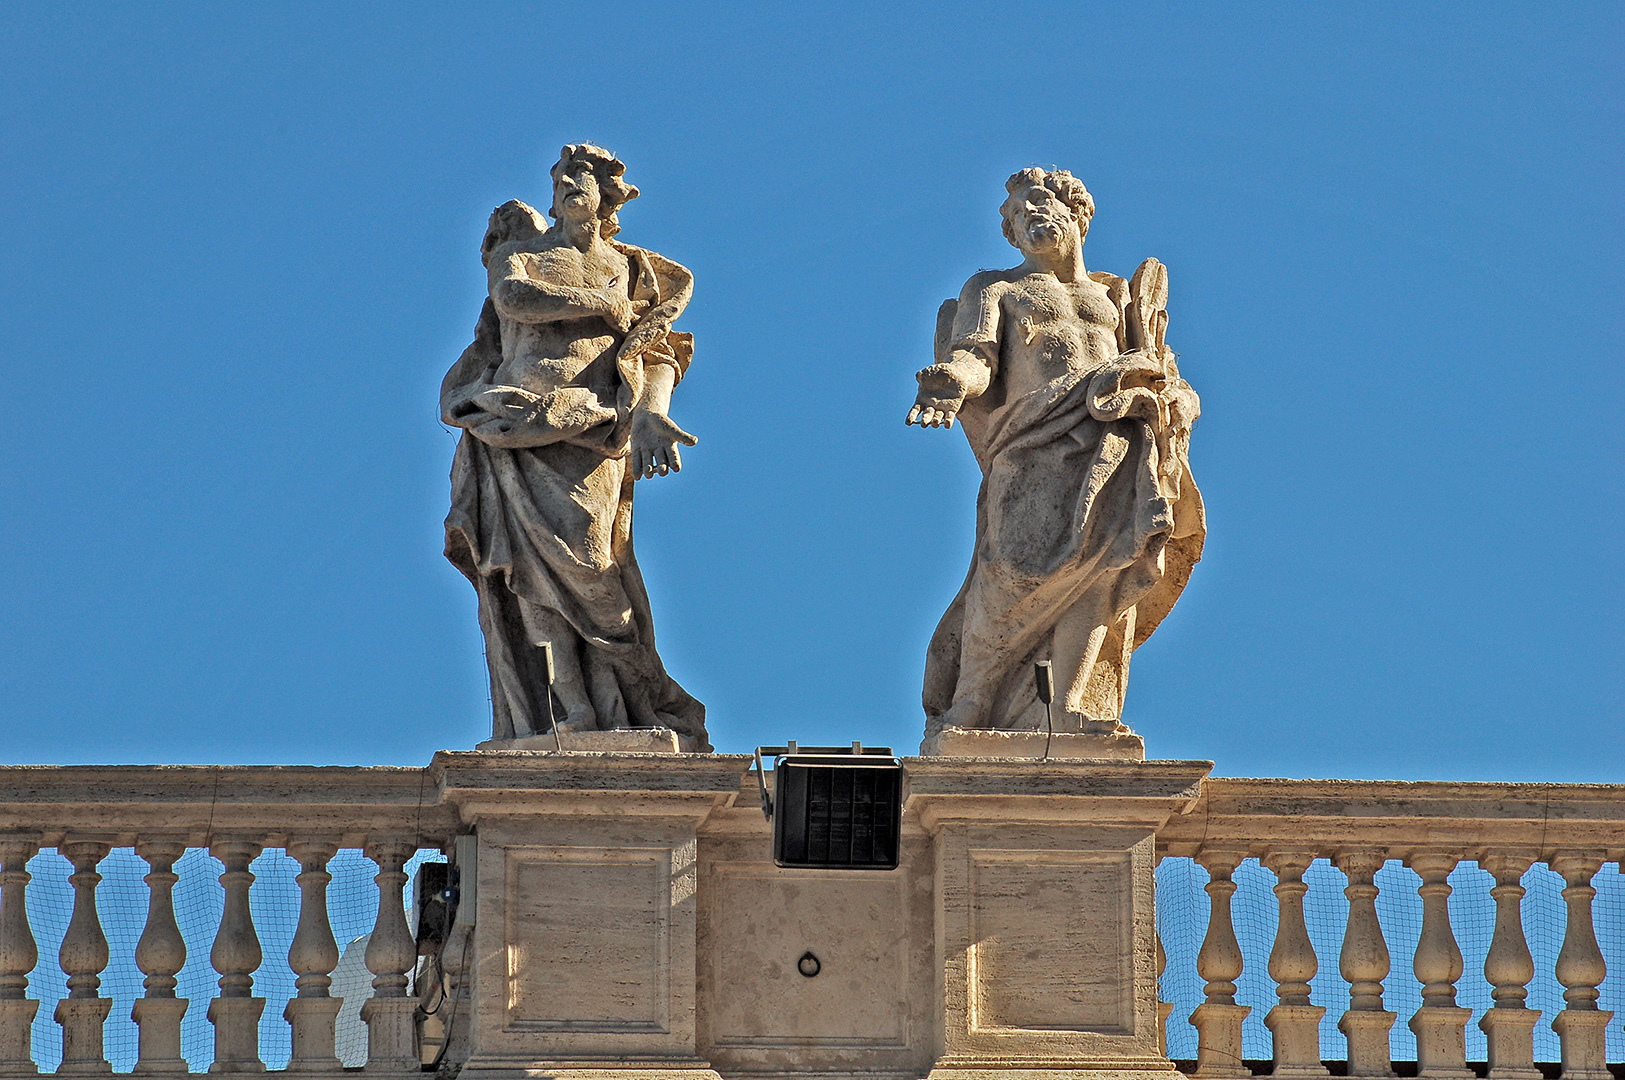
[909,167,1205,740]
[442,144,708,750]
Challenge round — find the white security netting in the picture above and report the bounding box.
[1156,858,1625,1064]
[20,846,445,1072]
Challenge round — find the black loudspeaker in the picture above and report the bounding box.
[770,749,902,870]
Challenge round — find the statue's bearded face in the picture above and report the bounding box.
[1009,182,1080,255]
[553,160,602,225]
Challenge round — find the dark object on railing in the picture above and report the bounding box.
[413,862,456,955]
[754,744,902,870]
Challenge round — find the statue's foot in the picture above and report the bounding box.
[552,703,599,734]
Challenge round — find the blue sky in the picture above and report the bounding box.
[1,3,1619,779]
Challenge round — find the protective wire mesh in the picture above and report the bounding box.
[20,846,445,1073]
[1157,858,1625,1065]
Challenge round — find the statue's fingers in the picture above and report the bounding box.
[654,446,672,475]
[669,444,683,472]
[906,405,922,425]
[670,421,699,446]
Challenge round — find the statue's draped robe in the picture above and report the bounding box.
[922,276,1205,733]
[442,242,708,748]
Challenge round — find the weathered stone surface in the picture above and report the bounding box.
[910,167,1204,740]
[476,728,704,754]
[920,726,1145,760]
[443,144,708,752]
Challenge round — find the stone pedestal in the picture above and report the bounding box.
[55,998,113,1075]
[131,996,189,1073]
[1265,1005,1328,1077]
[0,999,39,1075]
[430,750,1208,1080]
[283,996,343,1072]
[438,752,741,1080]
[1479,1008,1540,1080]
[206,996,265,1072]
[1338,1009,1397,1077]
[908,757,1208,1080]
[1551,1009,1613,1080]
[361,996,418,1074]
[1408,1006,1473,1078]
[1189,1002,1251,1077]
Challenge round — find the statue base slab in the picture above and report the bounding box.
[477,728,703,754]
[919,726,1145,760]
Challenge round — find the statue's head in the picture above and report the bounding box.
[549,143,640,239]
[480,200,547,268]
[1000,167,1094,254]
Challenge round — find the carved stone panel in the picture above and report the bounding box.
[968,851,1133,1035]
[504,846,672,1032]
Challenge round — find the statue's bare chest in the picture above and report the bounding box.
[517,245,629,291]
[1004,277,1119,333]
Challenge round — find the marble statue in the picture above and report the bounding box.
[442,144,709,750]
[909,167,1205,739]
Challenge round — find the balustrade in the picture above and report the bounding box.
[0,766,1620,1078]
[0,765,458,1076]
[1159,779,1625,1078]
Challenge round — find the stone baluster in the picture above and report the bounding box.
[1548,853,1612,1080]
[55,839,113,1075]
[1335,850,1395,1077]
[132,838,189,1074]
[285,840,343,1073]
[1406,853,1471,1078]
[207,838,265,1072]
[362,839,419,1073]
[1190,848,1251,1078]
[0,838,40,1075]
[1478,852,1540,1080]
[1156,918,1172,1057]
[1264,850,1328,1078]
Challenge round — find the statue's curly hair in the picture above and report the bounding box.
[1000,167,1094,247]
[549,143,640,239]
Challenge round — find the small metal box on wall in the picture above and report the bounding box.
[754,744,903,870]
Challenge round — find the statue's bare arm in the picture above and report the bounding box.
[908,275,1001,428]
[489,254,635,332]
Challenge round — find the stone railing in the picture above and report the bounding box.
[0,766,460,1077]
[1156,779,1625,1079]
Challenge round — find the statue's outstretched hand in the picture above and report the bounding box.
[631,410,698,478]
[907,365,968,428]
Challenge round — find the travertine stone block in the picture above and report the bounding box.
[1265,1004,1328,1077]
[1338,1008,1397,1077]
[1409,1005,1473,1078]
[909,758,1209,1080]
[131,997,188,1073]
[1189,1002,1250,1078]
[478,729,702,754]
[1479,1007,1541,1080]
[1551,1009,1612,1080]
[437,752,740,1080]
[919,728,1145,760]
[697,835,935,1077]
